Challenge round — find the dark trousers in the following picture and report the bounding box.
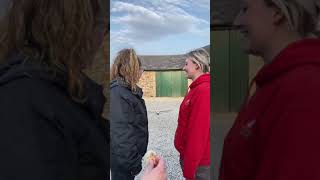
[111,170,135,180]
[180,159,210,180]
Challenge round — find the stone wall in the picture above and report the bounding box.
[138,71,156,97]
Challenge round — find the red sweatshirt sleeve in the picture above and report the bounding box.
[255,103,320,180]
[183,87,210,179]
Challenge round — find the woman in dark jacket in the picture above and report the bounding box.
[0,0,108,180]
[110,48,148,180]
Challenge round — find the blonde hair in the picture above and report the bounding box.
[111,48,141,92]
[187,48,210,73]
[264,0,320,36]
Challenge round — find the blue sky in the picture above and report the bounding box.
[110,0,210,61]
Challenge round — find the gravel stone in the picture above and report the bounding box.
[135,97,185,180]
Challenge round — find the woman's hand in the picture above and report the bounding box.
[141,157,167,180]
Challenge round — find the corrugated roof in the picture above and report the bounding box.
[139,54,187,71]
[139,45,210,71]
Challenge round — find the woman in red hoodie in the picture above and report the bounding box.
[174,48,211,180]
[219,0,320,180]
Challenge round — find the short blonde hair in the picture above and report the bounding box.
[265,0,320,36]
[187,48,210,73]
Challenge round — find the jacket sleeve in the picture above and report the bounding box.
[183,87,210,180]
[0,80,79,180]
[254,104,320,180]
[110,92,142,173]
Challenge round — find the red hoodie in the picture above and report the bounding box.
[174,73,210,180]
[219,38,320,180]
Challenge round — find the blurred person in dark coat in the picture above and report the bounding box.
[0,0,109,179]
[110,48,148,180]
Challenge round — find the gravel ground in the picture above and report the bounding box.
[110,98,237,180]
[135,97,185,180]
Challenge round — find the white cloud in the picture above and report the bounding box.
[111,0,209,45]
[111,2,161,20]
[147,0,209,10]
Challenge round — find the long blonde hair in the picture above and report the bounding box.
[111,48,142,92]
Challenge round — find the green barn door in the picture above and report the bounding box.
[156,71,172,97]
[229,30,249,112]
[212,30,248,113]
[156,71,187,97]
[212,30,230,112]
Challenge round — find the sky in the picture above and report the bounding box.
[110,0,210,61]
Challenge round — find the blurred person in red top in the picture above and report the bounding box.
[174,48,211,180]
[219,0,320,180]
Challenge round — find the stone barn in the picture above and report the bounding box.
[138,45,210,98]
[138,54,188,97]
